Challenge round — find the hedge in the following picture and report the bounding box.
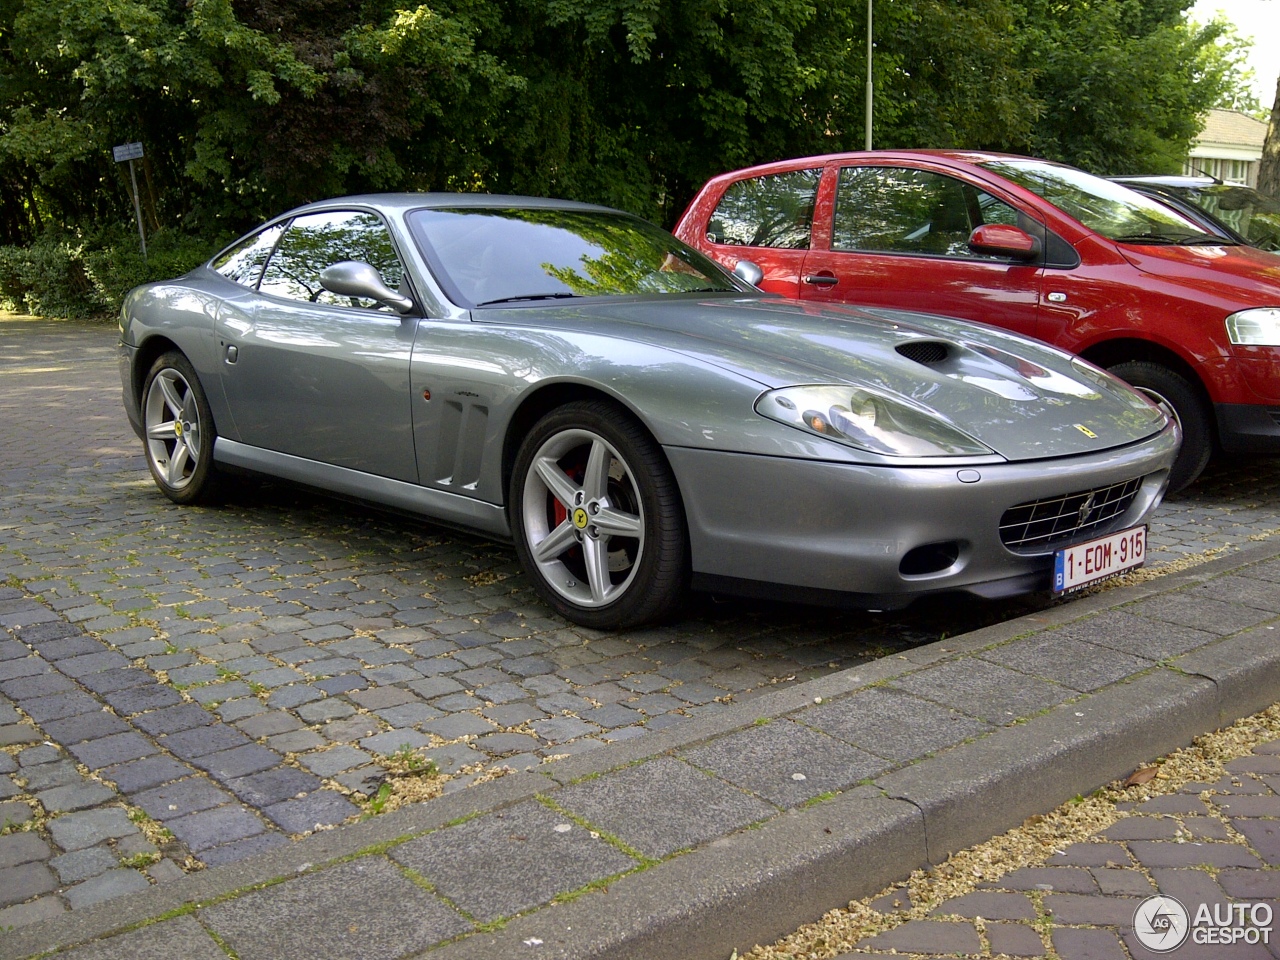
[0,229,219,319]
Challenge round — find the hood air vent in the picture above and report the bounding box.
[896,340,951,366]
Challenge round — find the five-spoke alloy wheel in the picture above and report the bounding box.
[511,400,687,629]
[142,351,220,504]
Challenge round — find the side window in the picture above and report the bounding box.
[258,211,404,308]
[707,169,821,249]
[833,167,1024,261]
[975,192,1020,227]
[211,224,284,287]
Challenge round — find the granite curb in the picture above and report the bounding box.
[3,538,1280,960]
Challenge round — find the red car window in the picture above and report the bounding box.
[832,166,1022,262]
[707,168,822,249]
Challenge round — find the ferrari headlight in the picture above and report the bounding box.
[756,385,992,457]
[1227,308,1280,346]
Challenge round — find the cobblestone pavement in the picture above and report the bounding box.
[840,739,1280,959]
[3,314,1280,932]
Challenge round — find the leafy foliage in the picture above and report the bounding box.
[0,0,1257,315]
[1001,0,1246,175]
[81,228,220,312]
[0,234,98,317]
[0,227,217,316]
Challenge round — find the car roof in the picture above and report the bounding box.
[691,150,1080,189]
[1111,176,1222,189]
[282,193,621,218]
[699,149,1053,181]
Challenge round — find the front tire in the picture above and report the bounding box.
[141,351,220,504]
[1108,360,1211,493]
[510,400,688,629]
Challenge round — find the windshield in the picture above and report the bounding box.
[1165,184,1280,252]
[407,207,743,306]
[982,159,1212,244]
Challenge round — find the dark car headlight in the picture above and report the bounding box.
[756,385,993,457]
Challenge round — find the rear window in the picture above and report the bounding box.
[211,225,284,287]
[706,169,821,249]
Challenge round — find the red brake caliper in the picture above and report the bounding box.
[550,454,587,557]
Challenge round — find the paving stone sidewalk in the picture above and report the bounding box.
[0,315,1059,924]
[842,738,1280,960]
[5,316,1280,957]
[2,539,1280,960]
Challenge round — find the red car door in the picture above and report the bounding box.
[798,161,1046,341]
[682,165,824,298]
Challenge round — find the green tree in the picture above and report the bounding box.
[998,0,1241,175]
[0,0,514,242]
[871,0,1032,152]
[463,0,871,224]
[0,0,1260,316]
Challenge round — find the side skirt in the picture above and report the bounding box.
[213,438,512,539]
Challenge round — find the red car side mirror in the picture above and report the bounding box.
[968,224,1042,262]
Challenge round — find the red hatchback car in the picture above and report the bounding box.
[674,150,1280,490]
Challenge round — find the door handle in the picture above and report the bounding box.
[803,274,839,287]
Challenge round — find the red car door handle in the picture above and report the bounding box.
[803,274,839,286]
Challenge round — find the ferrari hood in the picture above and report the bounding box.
[492,295,1169,462]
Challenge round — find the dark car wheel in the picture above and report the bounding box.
[511,400,688,629]
[142,351,220,504]
[1108,360,1211,493]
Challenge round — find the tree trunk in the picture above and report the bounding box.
[141,155,161,232]
[1259,73,1280,199]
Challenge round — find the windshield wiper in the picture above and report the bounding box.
[1177,234,1238,246]
[476,293,581,305]
[1113,233,1177,245]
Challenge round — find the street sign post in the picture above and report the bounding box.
[112,142,144,163]
[112,142,147,260]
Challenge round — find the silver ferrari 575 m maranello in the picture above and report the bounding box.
[119,194,1179,629]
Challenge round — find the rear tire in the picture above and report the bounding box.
[1108,360,1211,493]
[141,351,221,505]
[510,400,688,629]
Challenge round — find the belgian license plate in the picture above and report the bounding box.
[1053,525,1146,594]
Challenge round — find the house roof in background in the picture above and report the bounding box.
[1197,108,1268,148]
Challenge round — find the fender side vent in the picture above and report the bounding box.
[896,340,951,366]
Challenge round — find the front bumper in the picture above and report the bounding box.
[667,422,1178,609]
[1216,402,1280,454]
[119,340,143,440]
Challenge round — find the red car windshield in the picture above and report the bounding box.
[983,159,1214,245]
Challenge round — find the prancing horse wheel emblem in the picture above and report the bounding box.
[572,507,589,529]
[174,421,184,437]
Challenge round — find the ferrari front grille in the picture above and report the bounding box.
[999,476,1143,553]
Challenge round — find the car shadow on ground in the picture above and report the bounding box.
[210,472,1049,653]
